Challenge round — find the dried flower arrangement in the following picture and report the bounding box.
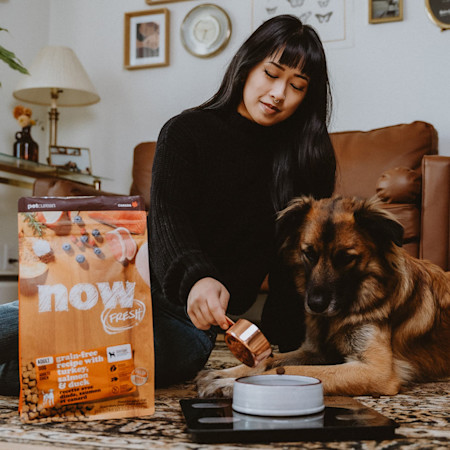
[13,105,36,129]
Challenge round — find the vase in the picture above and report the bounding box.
[13,126,39,162]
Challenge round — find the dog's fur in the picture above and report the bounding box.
[196,196,450,397]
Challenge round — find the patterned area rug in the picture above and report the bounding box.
[0,336,449,449]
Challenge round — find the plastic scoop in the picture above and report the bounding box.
[224,317,272,367]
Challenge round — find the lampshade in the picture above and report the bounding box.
[13,46,100,106]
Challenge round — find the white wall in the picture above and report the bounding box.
[0,0,50,272]
[1,0,450,267]
[326,0,450,137]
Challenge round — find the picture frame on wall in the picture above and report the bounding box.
[252,0,351,48]
[124,9,170,70]
[425,0,450,31]
[369,0,403,24]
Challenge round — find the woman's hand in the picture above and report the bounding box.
[187,277,230,330]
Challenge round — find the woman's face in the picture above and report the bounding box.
[237,53,309,127]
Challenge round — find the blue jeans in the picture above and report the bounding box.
[151,284,218,387]
[0,300,19,396]
[0,290,216,395]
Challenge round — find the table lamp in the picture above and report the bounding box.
[13,46,100,157]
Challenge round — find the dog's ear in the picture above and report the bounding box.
[353,199,404,249]
[276,196,313,250]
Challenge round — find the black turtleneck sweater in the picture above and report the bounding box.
[148,107,287,315]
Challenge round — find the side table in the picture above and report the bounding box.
[0,152,109,190]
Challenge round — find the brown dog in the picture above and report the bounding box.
[196,196,450,397]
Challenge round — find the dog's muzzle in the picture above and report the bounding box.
[305,292,339,316]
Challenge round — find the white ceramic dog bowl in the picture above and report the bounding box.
[232,375,324,417]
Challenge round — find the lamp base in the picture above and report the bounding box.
[48,107,59,163]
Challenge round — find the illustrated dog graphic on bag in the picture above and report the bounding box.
[42,389,55,408]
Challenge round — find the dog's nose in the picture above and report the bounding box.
[306,294,331,314]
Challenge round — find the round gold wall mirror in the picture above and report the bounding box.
[425,0,450,30]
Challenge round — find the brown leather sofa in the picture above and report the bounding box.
[331,121,449,271]
[33,121,450,271]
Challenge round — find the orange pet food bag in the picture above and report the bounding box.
[17,196,154,422]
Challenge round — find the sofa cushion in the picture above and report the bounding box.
[332,121,438,199]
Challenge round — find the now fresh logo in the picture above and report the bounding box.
[38,281,146,335]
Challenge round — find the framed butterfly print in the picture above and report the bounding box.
[252,0,349,46]
[369,0,403,24]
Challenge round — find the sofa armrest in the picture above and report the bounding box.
[421,155,450,271]
[129,142,156,210]
[376,166,421,204]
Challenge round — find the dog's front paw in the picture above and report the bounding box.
[195,369,235,398]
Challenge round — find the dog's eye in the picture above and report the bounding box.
[302,247,318,264]
[335,251,358,267]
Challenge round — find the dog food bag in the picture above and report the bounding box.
[17,196,154,422]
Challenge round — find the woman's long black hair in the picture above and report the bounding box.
[195,15,336,212]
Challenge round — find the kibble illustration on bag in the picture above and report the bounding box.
[18,196,154,422]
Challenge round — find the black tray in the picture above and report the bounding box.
[180,396,399,443]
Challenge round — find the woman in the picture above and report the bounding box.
[0,15,335,394]
[150,14,336,388]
